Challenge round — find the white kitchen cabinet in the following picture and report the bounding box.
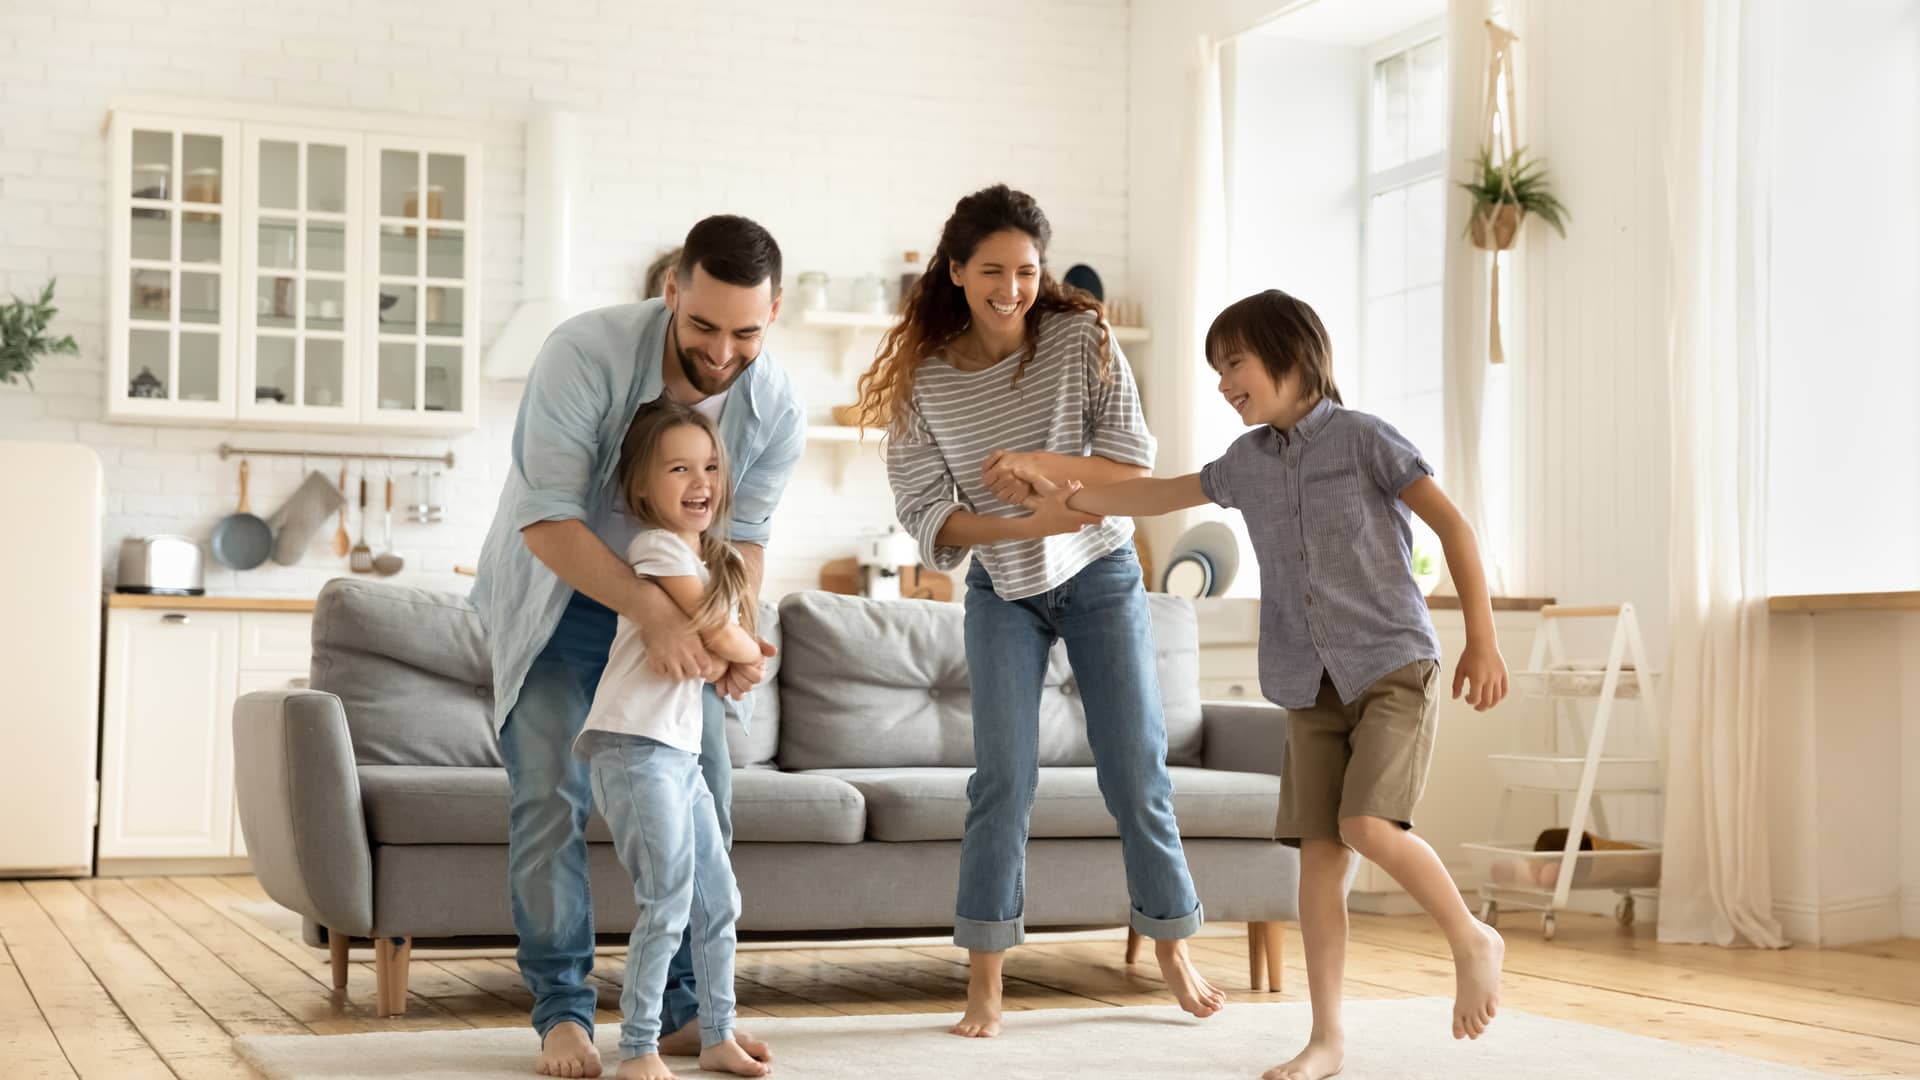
[107,105,480,433]
[99,609,239,860]
[1192,596,1548,907]
[99,604,314,870]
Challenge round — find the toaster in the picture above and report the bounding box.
[116,535,206,595]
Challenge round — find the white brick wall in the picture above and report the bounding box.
[0,0,1132,601]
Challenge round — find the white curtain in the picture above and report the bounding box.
[1658,0,1787,949]
[1438,0,1507,595]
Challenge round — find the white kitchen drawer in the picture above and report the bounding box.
[239,611,313,673]
[1200,677,1261,702]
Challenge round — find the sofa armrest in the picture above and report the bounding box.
[233,689,374,936]
[1199,700,1289,776]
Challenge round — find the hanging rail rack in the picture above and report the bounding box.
[218,444,456,468]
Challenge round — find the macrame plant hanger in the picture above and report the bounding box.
[1478,19,1520,364]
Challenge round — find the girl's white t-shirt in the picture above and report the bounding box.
[576,529,713,756]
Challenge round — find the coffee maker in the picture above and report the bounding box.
[856,527,920,601]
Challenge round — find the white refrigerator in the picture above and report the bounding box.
[0,441,102,877]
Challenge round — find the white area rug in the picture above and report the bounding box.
[234,996,1837,1079]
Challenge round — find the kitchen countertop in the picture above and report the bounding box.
[106,594,317,613]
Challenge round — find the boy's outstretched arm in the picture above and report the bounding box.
[1024,469,1210,519]
[1400,477,1508,710]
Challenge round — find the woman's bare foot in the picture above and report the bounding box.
[610,1053,676,1080]
[1153,938,1226,1018]
[658,1021,772,1062]
[949,965,1003,1037]
[699,1038,773,1077]
[537,1021,603,1078]
[1263,1035,1343,1080]
[1451,920,1505,1039]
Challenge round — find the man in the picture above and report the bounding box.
[472,215,805,1078]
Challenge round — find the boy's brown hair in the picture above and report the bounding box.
[1204,289,1343,406]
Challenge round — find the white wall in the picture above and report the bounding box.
[0,0,1133,601]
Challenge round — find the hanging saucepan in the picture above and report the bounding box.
[210,459,274,570]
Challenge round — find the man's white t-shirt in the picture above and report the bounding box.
[575,529,714,756]
[692,387,729,423]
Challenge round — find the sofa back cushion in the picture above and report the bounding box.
[774,590,1200,771]
[310,579,502,767]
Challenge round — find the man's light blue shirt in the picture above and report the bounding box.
[471,299,806,730]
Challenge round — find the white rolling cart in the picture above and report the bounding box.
[1464,603,1663,940]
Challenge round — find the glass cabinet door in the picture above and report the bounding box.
[111,115,239,420]
[239,127,360,421]
[366,138,476,428]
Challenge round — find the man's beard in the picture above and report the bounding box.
[672,320,754,397]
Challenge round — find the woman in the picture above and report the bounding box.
[856,184,1225,1038]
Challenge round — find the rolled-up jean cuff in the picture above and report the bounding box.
[535,1011,595,1043]
[1130,901,1204,941]
[618,1042,658,1060]
[953,915,1025,952]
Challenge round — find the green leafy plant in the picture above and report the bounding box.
[0,279,79,389]
[1411,545,1437,577]
[1459,146,1569,237]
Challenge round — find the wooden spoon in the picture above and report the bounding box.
[331,464,351,558]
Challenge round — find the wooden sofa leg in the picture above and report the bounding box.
[1260,921,1284,992]
[328,929,350,991]
[374,936,412,1017]
[1125,928,1143,964]
[1247,922,1269,991]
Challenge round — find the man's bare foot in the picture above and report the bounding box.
[1154,938,1226,1019]
[699,1038,773,1077]
[1452,920,1505,1039]
[658,1020,772,1063]
[610,1052,676,1080]
[1262,1035,1343,1080]
[537,1021,602,1078]
[949,970,1003,1037]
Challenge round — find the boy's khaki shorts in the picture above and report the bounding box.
[1274,659,1440,847]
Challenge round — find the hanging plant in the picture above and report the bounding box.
[1460,146,1569,251]
[0,279,79,389]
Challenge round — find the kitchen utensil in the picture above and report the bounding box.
[372,472,404,576]
[349,472,374,572]
[331,466,351,557]
[268,470,347,565]
[209,460,273,570]
[114,535,205,595]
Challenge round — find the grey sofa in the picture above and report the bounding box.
[234,578,1298,1016]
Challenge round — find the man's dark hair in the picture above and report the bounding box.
[675,215,782,294]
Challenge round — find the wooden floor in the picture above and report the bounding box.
[2,875,1918,1078]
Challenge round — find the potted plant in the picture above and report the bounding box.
[1460,147,1569,251]
[0,279,79,389]
[1412,544,1442,597]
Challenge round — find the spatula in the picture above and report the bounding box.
[331,464,351,558]
[349,472,375,573]
[372,472,404,576]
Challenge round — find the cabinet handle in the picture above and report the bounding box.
[161,613,191,625]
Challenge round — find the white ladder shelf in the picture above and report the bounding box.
[1466,602,1664,940]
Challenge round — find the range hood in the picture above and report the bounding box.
[483,107,590,380]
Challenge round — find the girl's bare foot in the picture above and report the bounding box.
[949,968,1003,1037]
[659,1021,772,1062]
[1452,920,1504,1039]
[610,1053,676,1080]
[699,1038,773,1078]
[1154,938,1226,1018]
[1263,1035,1343,1080]
[537,1021,603,1078]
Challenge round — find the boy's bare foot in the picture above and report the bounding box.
[1263,1036,1343,1080]
[1154,938,1226,1018]
[1452,920,1505,1039]
[699,1038,773,1078]
[538,1021,603,1078]
[949,971,1003,1037]
[659,1021,772,1062]
[610,1052,676,1080]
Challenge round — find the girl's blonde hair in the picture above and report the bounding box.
[617,398,757,636]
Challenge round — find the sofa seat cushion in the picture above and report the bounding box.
[810,766,1280,842]
[358,766,867,846]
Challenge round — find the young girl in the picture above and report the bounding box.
[856,184,1225,1039]
[576,399,771,1080]
[1023,289,1510,1080]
